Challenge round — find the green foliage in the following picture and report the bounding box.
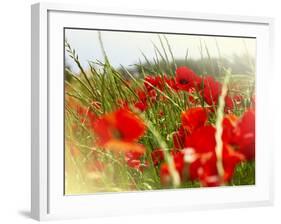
[64,34,255,194]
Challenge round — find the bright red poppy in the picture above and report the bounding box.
[144,75,162,91]
[173,107,208,150]
[185,125,245,186]
[92,108,146,153]
[164,76,179,91]
[222,110,255,160]
[173,126,186,149]
[175,66,201,91]
[224,95,234,111]
[125,151,147,171]
[233,109,255,160]
[181,107,208,134]
[222,114,238,143]
[159,150,185,186]
[134,90,148,111]
[202,76,222,106]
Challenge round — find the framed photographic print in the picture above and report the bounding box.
[31,2,274,221]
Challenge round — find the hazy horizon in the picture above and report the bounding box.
[65,29,256,74]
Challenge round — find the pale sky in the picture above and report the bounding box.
[65,29,256,74]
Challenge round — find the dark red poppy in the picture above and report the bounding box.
[224,95,234,111]
[151,148,165,166]
[175,66,201,91]
[134,88,158,111]
[147,89,157,102]
[137,90,147,103]
[134,101,148,112]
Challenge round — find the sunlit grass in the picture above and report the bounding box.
[64,33,255,194]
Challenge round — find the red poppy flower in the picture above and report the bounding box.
[148,89,157,102]
[222,114,238,144]
[222,110,255,160]
[185,125,244,186]
[202,76,222,106]
[233,94,243,105]
[125,151,147,171]
[160,150,185,185]
[137,90,147,103]
[92,108,146,153]
[134,88,158,111]
[164,76,178,91]
[134,90,148,111]
[233,109,255,160]
[224,95,234,111]
[173,126,186,149]
[159,163,171,185]
[187,88,199,104]
[151,148,165,166]
[175,66,201,91]
[185,125,217,153]
[222,144,245,181]
[144,75,162,91]
[181,107,208,134]
[170,150,185,174]
[188,152,217,182]
[158,110,164,117]
[189,144,244,186]
[114,109,146,142]
[134,101,148,112]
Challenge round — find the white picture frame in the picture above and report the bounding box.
[31,2,274,221]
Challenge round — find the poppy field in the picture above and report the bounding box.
[64,31,255,194]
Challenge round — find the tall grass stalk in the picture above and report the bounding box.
[135,109,181,188]
[215,69,231,181]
